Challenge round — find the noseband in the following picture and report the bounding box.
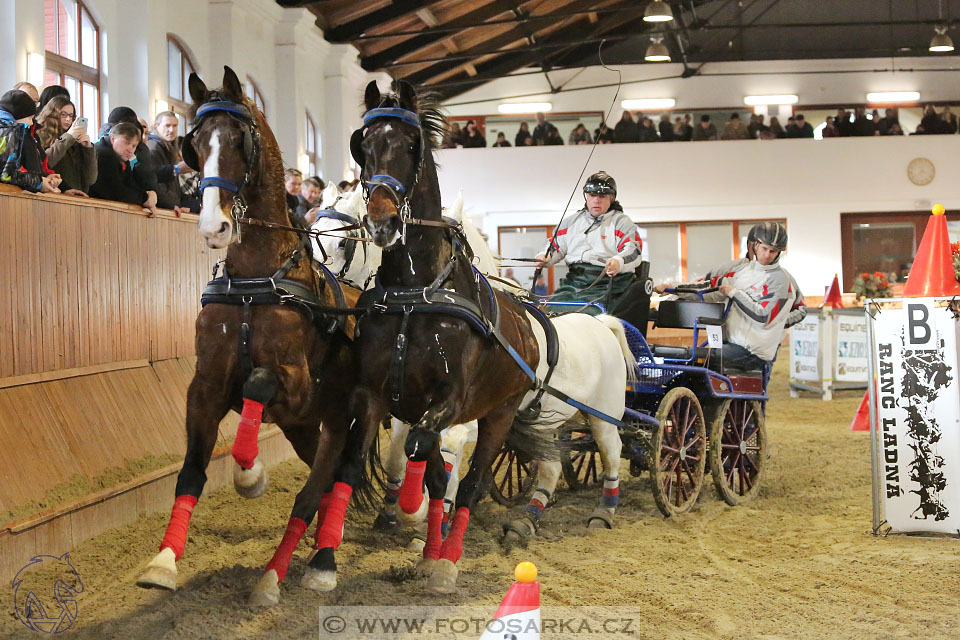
[313,208,363,279]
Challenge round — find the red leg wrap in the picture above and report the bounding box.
[232,399,264,470]
[422,499,445,560]
[315,482,352,550]
[159,495,198,560]
[313,491,333,549]
[439,507,470,563]
[264,517,307,583]
[398,460,426,514]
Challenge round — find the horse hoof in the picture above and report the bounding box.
[415,557,437,577]
[249,569,280,607]
[396,489,429,526]
[426,559,459,595]
[407,537,426,554]
[373,511,398,532]
[136,547,178,591]
[500,517,536,553]
[587,508,615,530]
[301,567,337,592]
[234,459,269,499]
[501,530,523,554]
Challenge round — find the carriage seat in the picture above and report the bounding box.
[653,300,725,330]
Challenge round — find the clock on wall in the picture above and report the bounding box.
[907,157,935,186]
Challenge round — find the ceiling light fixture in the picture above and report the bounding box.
[497,102,553,114]
[866,91,920,103]
[621,98,676,110]
[743,94,799,106]
[643,1,674,22]
[930,0,955,52]
[644,37,671,62]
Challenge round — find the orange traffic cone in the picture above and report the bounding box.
[850,391,870,431]
[822,274,844,308]
[902,204,960,297]
[479,562,540,639]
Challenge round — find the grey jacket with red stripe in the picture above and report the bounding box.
[542,207,643,273]
[699,258,803,361]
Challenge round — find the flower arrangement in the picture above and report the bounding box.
[952,242,960,281]
[851,271,891,300]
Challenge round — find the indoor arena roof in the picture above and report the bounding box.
[276,0,960,100]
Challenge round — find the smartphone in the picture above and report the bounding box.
[76,117,88,130]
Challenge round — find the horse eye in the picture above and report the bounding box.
[338,239,347,248]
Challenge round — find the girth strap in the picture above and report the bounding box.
[389,308,414,406]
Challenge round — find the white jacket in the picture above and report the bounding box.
[542,207,643,273]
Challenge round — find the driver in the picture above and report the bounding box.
[656,221,801,370]
[534,171,643,315]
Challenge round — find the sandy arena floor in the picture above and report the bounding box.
[3,362,960,640]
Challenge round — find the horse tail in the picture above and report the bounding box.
[505,414,560,462]
[595,314,637,384]
[349,433,388,514]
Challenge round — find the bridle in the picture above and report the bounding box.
[313,207,364,279]
[182,98,262,243]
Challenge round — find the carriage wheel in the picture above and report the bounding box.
[651,387,706,517]
[709,399,766,505]
[489,444,538,506]
[559,426,602,490]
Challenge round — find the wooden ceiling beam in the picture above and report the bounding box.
[324,0,445,43]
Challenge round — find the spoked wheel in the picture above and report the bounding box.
[710,399,766,505]
[651,387,707,516]
[489,444,538,506]
[559,424,602,490]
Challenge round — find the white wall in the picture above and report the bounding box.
[1,0,386,184]
[442,57,960,119]
[435,135,960,294]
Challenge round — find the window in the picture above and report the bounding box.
[497,226,567,293]
[304,112,319,178]
[246,77,266,117]
[44,0,100,135]
[167,35,197,133]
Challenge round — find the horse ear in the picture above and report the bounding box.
[364,81,381,111]
[188,73,208,105]
[392,80,417,111]
[222,66,244,102]
[320,182,339,208]
[450,190,464,221]
[350,128,365,169]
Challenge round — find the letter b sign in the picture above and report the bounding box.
[906,302,935,349]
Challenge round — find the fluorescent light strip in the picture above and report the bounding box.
[866,91,920,103]
[497,102,553,114]
[743,94,799,106]
[621,98,676,110]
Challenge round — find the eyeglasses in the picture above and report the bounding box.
[61,112,76,121]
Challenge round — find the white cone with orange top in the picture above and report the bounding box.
[479,562,541,639]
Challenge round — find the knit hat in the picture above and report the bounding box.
[0,90,37,120]
[107,106,142,130]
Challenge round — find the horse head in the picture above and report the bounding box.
[183,66,263,249]
[352,80,443,249]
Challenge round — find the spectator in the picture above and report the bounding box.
[461,120,486,147]
[691,114,717,141]
[568,123,592,145]
[543,124,564,145]
[90,122,158,214]
[13,82,40,109]
[284,168,302,214]
[721,113,749,140]
[614,110,640,143]
[442,122,462,148]
[594,122,615,143]
[784,116,798,137]
[0,90,61,193]
[638,117,658,142]
[492,132,512,147]
[35,96,96,196]
[916,104,942,134]
[836,109,855,136]
[792,114,814,138]
[521,135,534,146]
[658,113,675,141]
[768,116,785,138]
[532,112,554,145]
[297,176,322,217]
[39,85,70,112]
[146,110,195,212]
[851,108,875,136]
[514,122,532,147]
[747,114,761,139]
[876,108,899,136]
[943,106,958,134]
[337,179,350,192]
[98,107,162,200]
[821,116,840,138]
[888,122,904,135]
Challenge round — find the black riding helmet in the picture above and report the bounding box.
[583,171,617,197]
[753,221,787,251]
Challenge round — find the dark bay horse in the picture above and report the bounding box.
[136,67,371,603]
[298,80,555,595]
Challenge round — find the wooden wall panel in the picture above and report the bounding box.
[0,187,221,382]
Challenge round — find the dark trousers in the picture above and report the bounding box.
[720,342,768,371]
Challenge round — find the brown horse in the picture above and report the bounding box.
[136,67,368,602]
[296,80,555,595]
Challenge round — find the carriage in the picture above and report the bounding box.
[490,284,770,517]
